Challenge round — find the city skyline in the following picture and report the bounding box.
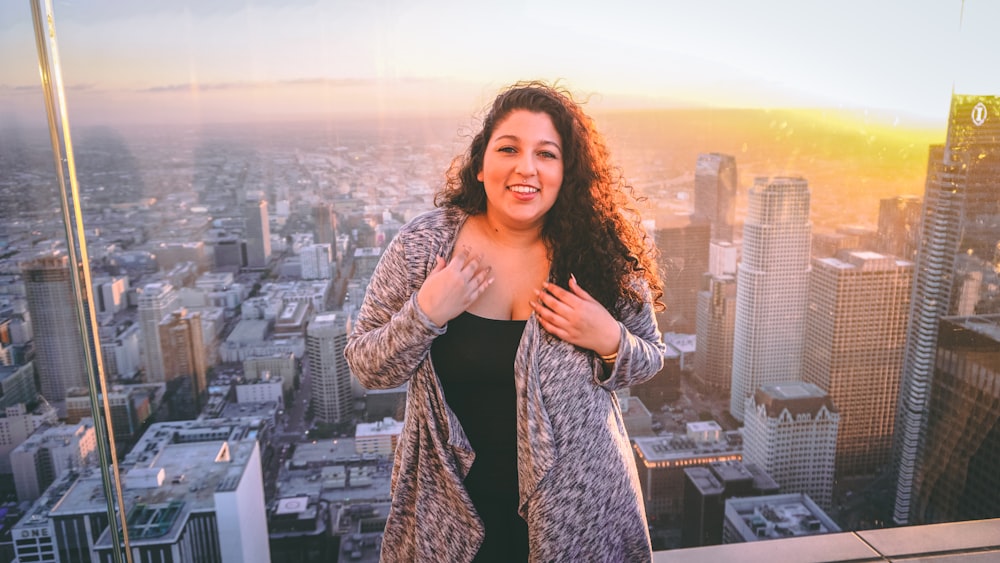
[2,1,998,127]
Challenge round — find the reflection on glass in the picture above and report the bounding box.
[0,0,997,561]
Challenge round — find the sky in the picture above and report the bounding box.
[1,0,998,127]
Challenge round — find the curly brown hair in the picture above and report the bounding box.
[436,80,664,315]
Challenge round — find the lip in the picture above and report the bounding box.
[507,184,540,200]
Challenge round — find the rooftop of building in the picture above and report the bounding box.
[663,332,696,354]
[754,382,839,418]
[815,250,913,271]
[633,428,743,464]
[277,438,392,505]
[725,493,841,542]
[355,418,402,438]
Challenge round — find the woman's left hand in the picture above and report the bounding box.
[531,275,621,356]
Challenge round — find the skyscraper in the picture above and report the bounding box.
[159,308,207,419]
[910,314,1000,524]
[694,241,739,393]
[694,153,738,242]
[653,214,711,333]
[730,177,812,421]
[21,254,88,405]
[893,95,1000,525]
[804,251,913,478]
[244,196,272,269]
[301,243,333,280]
[306,313,353,424]
[137,282,178,383]
[312,202,338,246]
[743,382,839,510]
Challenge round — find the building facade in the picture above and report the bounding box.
[306,313,353,424]
[243,197,272,269]
[743,382,839,510]
[910,315,1000,524]
[730,177,812,421]
[159,309,207,420]
[138,282,179,383]
[804,251,913,478]
[894,95,1000,524]
[694,152,739,243]
[21,254,88,405]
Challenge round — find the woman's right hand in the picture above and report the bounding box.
[416,246,493,326]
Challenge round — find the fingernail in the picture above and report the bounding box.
[533,289,540,296]
[570,273,577,283]
[542,281,549,289]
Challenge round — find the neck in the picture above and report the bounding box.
[477,212,544,249]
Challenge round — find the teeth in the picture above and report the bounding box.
[509,185,539,194]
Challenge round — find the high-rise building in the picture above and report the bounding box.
[695,153,738,242]
[694,274,737,394]
[12,418,270,563]
[804,251,913,478]
[11,419,96,502]
[244,197,272,269]
[137,282,179,383]
[729,177,812,421]
[877,195,923,261]
[301,243,333,280]
[0,362,38,410]
[159,308,207,419]
[21,254,88,406]
[743,382,839,510]
[653,214,711,333]
[910,314,1000,524]
[312,202,338,246]
[0,404,58,474]
[306,313,353,424]
[893,95,1000,525]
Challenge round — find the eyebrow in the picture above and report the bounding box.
[493,134,562,151]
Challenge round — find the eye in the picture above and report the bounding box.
[498,146,517,154]
[539,150,559,159]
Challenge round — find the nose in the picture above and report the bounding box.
[515,152,537,177]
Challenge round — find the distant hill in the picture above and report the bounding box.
[594,107,943,230]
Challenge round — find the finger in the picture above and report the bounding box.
[431,255,447,273]
[568,274,598,302]
[450,246,472,268]
[462,253,485,276]
[531,295,569,327]
[539,282,579,312]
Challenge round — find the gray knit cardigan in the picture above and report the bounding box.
[344,207,665,562]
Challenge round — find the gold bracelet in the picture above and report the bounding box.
[599,351,618,364]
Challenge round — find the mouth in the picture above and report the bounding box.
[507,184,540,194]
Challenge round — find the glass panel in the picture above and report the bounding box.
[1,1,998,561]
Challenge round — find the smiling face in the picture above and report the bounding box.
[476,110,564,231]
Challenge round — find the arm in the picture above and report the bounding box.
[593,295,664,391]
[344,233,445,390]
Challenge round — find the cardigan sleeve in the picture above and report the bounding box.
[344,231,446,390]
[592,288,665,391]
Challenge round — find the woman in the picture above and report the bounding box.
[344,81,665,562]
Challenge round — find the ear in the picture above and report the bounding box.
[476,169,484,182]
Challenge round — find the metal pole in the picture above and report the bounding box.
[29,1,133,560]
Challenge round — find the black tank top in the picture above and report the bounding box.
[431,311,529,562]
